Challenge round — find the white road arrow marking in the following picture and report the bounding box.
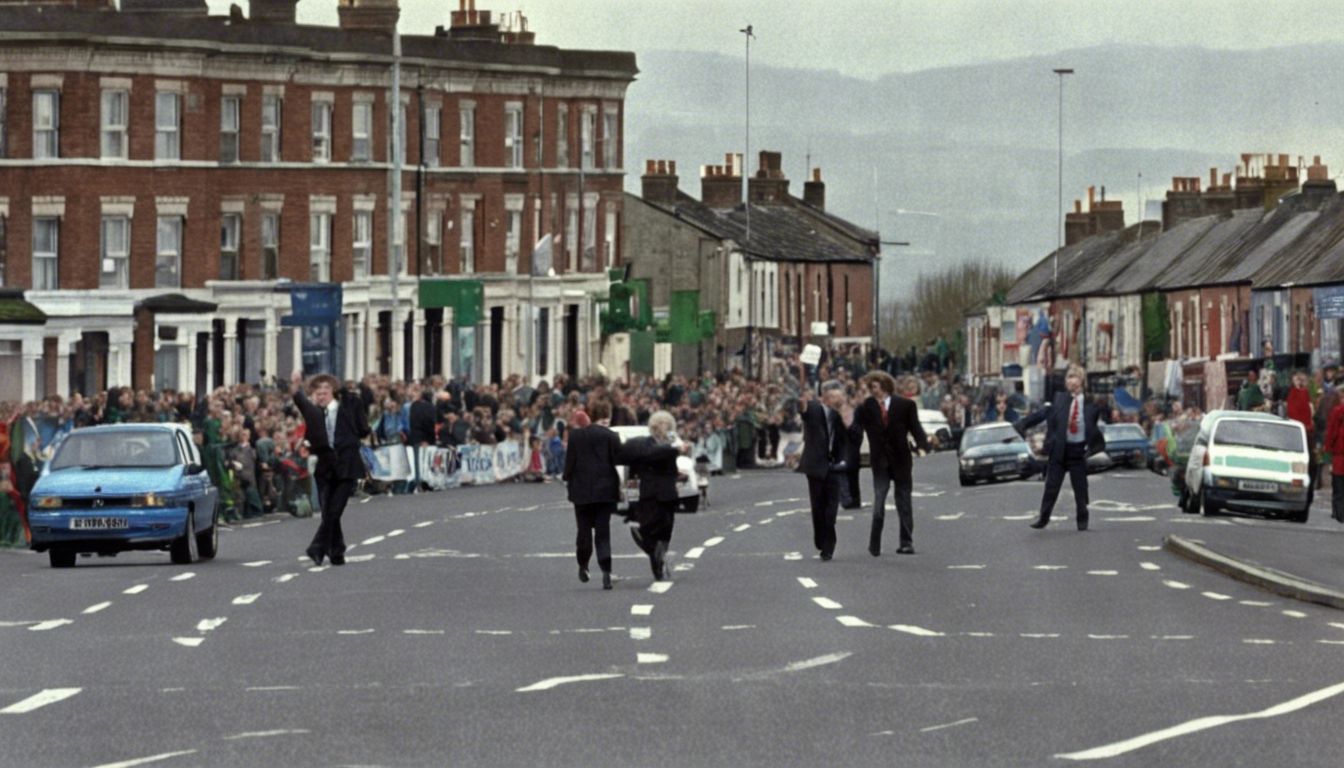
[1,688,82,714]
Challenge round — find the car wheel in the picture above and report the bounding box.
[170,510,198,565]
[196,507,219,560]
[958,475,972,487]
[49,549,76,569]
[1200,488,1219,517]
[680,496,700,514]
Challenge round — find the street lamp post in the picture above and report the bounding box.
[1052,67,1073,294]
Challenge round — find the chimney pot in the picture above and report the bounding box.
[645,159,656,175]
[812,167,822,183]
[669,160,676,175]
[1074,200,1082,214]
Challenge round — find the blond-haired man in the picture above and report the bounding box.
[1015,366,1105,531]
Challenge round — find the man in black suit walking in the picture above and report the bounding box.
[407,385,437,493]
[1015,366,1105,531]
[562,399,621,590]
[796,380,858,561]
[856,372,929,555]
[292,370,371,565]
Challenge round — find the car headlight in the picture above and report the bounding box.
[1213,476,1235,489]
[34,496,62,509]
[133,493,168,508]
[959,459,973,468]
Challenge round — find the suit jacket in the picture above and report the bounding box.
[408,396,437,446]
[1015,395,1105,465]
[796,400,849,480]
[293,388,371,481]
[616,436,681,502]
[857,395,928,479]
[563,424,622,505]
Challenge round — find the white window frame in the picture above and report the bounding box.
[424,209,442,274]
[261,211,280,279]
[424,104,441,168]
[459,102,475,167]
[580,108,595,171]
[32,217,59,290]
[352,100,373,162]
[460,204,476,273]
[603,205,617,270]
[311,100,332,163]
[33,90,60,160]
[261,94,282,162]
[352,210,372,280]
[555,102,568,168]
[603,108,619,169]
[219,213,241,280]
[504,203,522,274]
[155,216,182,288]
[220,95,241,164]
[100,215,130,289]
[566,199,578,272]
[582,195,597,272]
[155,92,180,161]
[309,212,331,282]
[100,90,128,160]
[504,103,524,169]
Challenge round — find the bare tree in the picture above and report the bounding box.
[881,259,1015,358]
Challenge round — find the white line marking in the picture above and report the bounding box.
[232,594,261,606]
[123,584,149,595]
[784,552,802,560]
[414,521,435,528]
[733,524,752,532]
[684,547,705,559]
[704,536,725,547]
[1137,545,1162,551]
[224,729,311,740]
[630,627,652,641]
[812,597,843,610]
[516,673,624,693]
[962,632,996,637]
[921,717,979,733]
[404,629,445,635]
[172,637,204,647]
[1282,610,1307,619]
[89,750,198,768]
[1034,565,1068,571]
[1056,679,1344,761]
[82,601,112,614]
[1104,516,1156,522]
[785,652,852,672]
[345,553,377,563]
[387,529,405,537]
[169,572,195,582]
[722,624,756,630]
[196,618,227,633]
[1088,634,1130,640]
[934,512,965,521]
[241,560,271,567]
[637,653,669,664]
[337,629,375,635]
[307,566,329,573]
[1,688,82,714]
[672,563,695,572]
[759,518,774,525]
[1330,622,1344,631]
[1087,570,1119,576]
[1243,639,1276,645]
[1240,600,1273,607]
[274,574,297,583]
[361,535,385,546]
[474,630,511,636]
[797,577,818,589]
[631,605,653,616]
[1318,640,1344,646]
[948,564,986,570]
[837,616,876,628]
[1163,580,1191,590]
[1156,635,1195,641]
[1002,514,1036,520]
[1021,633,1061,639]
[29,619,72,631]
[1202,592,1233,601]
[245,686,301,691]
[1139,562,1161,571]
[890,624,944,637]
[648,582,673,594]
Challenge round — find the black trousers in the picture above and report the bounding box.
[312,475,356,557]
[844,463,862,507]
[807,472,842,556]
[1332,473,1344,523]
[1039,443,1089,523]
[870,468,914,550]
[574,502,614,574]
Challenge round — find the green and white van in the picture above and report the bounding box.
[1182,410,1311,522]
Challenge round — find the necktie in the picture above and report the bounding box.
[1069,397,1079,435]
[326,403,337,446]
[880,398,888,426]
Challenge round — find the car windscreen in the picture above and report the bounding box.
[1101,424,1147,441]
[1212,420,1304,453]
[962,426,1021,449]
[49,431,181,470]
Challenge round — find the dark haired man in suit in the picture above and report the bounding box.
[796,380,858,561]
[1015,366,1105,531]
[856,371,928,555]
[563,399,622,590]
[291,370,370,565]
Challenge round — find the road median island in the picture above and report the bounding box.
[1163,534,1344,610]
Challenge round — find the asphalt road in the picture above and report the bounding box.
[2,451,1343,767]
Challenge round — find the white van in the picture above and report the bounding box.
[1182,410,1311,522]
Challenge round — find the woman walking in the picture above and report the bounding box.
[619,410,686,581]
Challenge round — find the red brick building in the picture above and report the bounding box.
[0,0,636,401]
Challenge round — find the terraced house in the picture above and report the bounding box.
[0,0,637,402]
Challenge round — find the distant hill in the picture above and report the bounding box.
[623,44,1344,298]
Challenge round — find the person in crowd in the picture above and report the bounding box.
[1015,366,1105,531]
[616,410,686,580]
[1238,370,1266,411]
[795,380,856,561]
[563,399,621,590]
[1326,392,1344,524]
[407,386,437,494]
[291,370,370,567]
[1286,370,1316,506]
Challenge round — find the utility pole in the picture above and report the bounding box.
[1052,68,1073,294]
[740,23,754,377]
[390,26,404,379]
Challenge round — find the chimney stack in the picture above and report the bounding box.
[748,150,789,204]
[700,155,743,209]
[641,159,680,206]
[337,0,400,33]
[803,167,825,210]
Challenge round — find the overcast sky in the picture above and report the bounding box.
[212,0,1344,76]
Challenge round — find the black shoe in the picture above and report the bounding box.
[578,566,590,583]
[602,572,612,590]
[820,551,833,561]
[1077,518,1089,531]
[329,553,346,566]
[842,503,862,510]
[868,545,881,557]
[305,547,325,566]
[653,540,669,580]
[896,545,915,555]
[1029,517,1050,529]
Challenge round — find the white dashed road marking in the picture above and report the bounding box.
[516,674,624,693]
[1163,580,1191,590]
[83,602,112,614]
[684,547,705,559]
[890,624,944,637]
[703,536,724,547]
[123,584,148,595]
[948,565,986,570]
[170,572,195,582]
[797,577,818,589]
[1,688,82,714]
[241,561,271,567]
[414,521,435,528]
[631,605,653,616]
[1202,592,1233,601]
[29,620,72,632]
[1139,562,1161,571]
[224,729,311,740]
[784,652,852,672]
[629,627,652,640]
[921,717,979,733]
[1087,571,1119,576]
[232,594,261,606]
[361,535,386,546]
[837,616,876,628]
[637,653,669,664]
[733,524,752,532]
[648,582,673,594]
[172,638,204,648]
[196,618,227,633]
[89,750,199,768]
[812,597,843,610]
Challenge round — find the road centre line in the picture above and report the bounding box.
[224,729,311,740]
[82,601,112,614]
[29,619,72,631]
[169,572,195,582]
[631,604,653,616]
[1281,610,1307,618]
[1202,592,1233,601]
[797,577,817,588]
[1139,562,1161,571]
[90,750,199,768]
[1163,580,1191,590]
[812,597,843,610]
[890,624,944,637]
[123,584,148,595]
[1055,679,1344,761]
[704,536,725,547]
[837,616,876,628]
[1087,571,1119,576]
[1240,600,1273,607]
[241,561,271,567]
[920,717,979,733]
[1,688,82,714]
[684,547,705,559]
[232,594,261,605]
[733,524,752,532]
[414,521,435,528]
[948,564,986,570]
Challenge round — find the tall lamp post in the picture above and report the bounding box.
[1052,67,1073,293]
[740,24,755,378]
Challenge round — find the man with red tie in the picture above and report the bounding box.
[1015,366,1105,531]
[856,372,928,554]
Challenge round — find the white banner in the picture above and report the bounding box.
[493,441,524,482]
[419,446,462,490]
[457,444,496,485]
[366,444,413,482]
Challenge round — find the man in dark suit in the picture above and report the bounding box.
[291,370,371,565]
[856,372,929,555]
[1015,366,1106,531]
[407,386,437,493]
[796,380,857,561]
[562,399,622,590]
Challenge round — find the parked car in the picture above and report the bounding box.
[1181,410,1311,522]
[27,423,220,568]
[1088,423,1154,472]
[612,426,707,513]
[919,409,954,451]
[957,422,1040,486]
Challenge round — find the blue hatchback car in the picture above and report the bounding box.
[27,423,220,568]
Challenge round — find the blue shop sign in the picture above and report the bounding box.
[281,283,343,327]
[1315,285,1344,320]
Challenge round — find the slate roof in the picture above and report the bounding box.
[0,291,46,325]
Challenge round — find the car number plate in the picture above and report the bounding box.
[1238,480,1277,493]
[70,517,129,530]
